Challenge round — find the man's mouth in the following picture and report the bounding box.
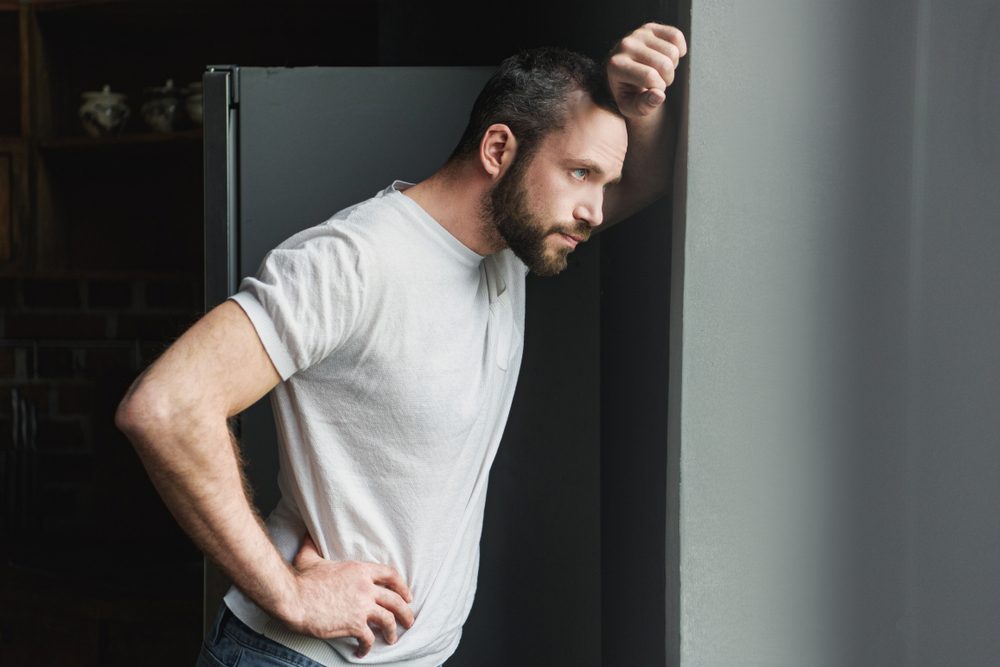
[554,230,588,249]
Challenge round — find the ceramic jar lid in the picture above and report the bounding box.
[81,84,127,102]
[144,79,178,97]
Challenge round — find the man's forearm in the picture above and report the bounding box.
[623,105,677,213]
[113,302,413,650]
[118,399,297,620]
[599,95,678,229]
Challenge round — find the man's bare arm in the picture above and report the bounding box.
[115,300,413,658]
[601,22,688,229]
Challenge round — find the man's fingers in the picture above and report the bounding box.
[367,562,413,603]
[370,605,399,646]
[354,623,376,658]
[292,533,321,568]
[615,33,680,92]
[620,33,681,71]
[374,586,416,629]
[610,53,666,92]
[609,54,673,108]
[643,89,666,109]
[632,41,678,87]
[643,22,688,58]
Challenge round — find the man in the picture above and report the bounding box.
[116,21,686,667]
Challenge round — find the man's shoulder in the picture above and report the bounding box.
[272,186,404,253]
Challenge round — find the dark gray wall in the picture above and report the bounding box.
[904,0,1000,663]
[676,0,1000,664]
[454,242,602,666]
[600,195,673,667]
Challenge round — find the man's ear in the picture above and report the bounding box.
[479,124,518,178]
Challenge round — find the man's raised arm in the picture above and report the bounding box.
[601,22,688,228]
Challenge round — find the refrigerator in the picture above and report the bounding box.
[202,66,603,665]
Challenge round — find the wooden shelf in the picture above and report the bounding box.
[0,135,26,148]
[0,266,203,279]
[27,0,146,11]
[39,128,203,149]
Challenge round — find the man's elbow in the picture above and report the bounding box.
[114,374,172,447]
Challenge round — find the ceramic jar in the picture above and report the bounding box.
[79,84,130,137]
[141,79,180,133]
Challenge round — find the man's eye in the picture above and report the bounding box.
[571,168,588,181]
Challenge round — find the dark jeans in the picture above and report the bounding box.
[196,604,325,667]
[196,604,444,667]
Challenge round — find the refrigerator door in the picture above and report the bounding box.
[204,66,602,665]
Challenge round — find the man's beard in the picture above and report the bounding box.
[482,154,590,277]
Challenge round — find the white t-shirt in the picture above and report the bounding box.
[223,181,527,666]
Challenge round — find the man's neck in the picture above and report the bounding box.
[401,163,505,256]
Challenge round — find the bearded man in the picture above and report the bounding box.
[116,22,686,667]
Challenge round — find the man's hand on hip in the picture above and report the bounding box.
[280,534,415,659]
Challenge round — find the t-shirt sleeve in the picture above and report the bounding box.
[227,229,368,381]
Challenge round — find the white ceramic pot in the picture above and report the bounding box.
[79,84,130,137]
[141,79,180,133]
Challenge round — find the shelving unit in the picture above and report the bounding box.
[0,2,378,664]
[2,0,377,277]
[0,2,25,265]
[0,0,203,274]
[26,1,210,276]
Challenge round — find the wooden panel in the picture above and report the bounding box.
[33,151,65,270]
[27,4,51,138]
[0,10,19,135]
[0,154,10,261]
[20,4,30,136]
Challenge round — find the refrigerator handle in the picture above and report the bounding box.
[203,66,240,311]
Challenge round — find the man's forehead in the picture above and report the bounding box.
[550,99,628,168]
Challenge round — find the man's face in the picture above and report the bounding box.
[484,95,628,277]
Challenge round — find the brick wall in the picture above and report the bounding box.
[0,272,203,570]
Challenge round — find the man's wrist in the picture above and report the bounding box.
[263,561,302,626]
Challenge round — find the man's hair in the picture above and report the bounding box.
[447,46,621,165]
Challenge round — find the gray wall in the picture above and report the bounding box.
[905,1,1000,663]
[675,0,1000,664]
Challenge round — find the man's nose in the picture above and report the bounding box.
[574,193,604,228]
